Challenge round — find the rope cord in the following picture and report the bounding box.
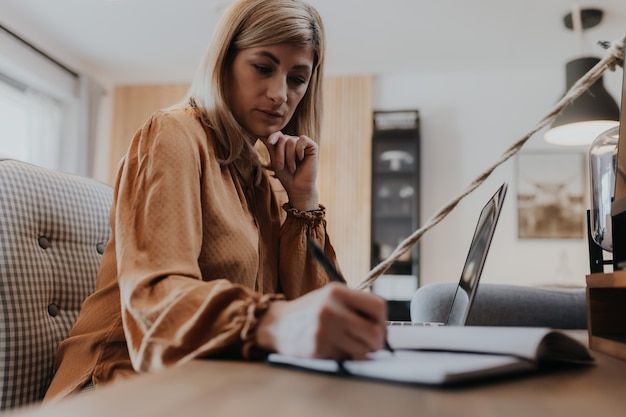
[355,34,626,291]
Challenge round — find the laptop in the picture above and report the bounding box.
[388,182,508,327]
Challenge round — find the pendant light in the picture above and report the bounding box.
[544,6,620,146]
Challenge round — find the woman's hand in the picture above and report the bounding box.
[255,283,388,360]
[259,132,319,211]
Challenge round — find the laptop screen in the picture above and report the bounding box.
[446,182,508,326]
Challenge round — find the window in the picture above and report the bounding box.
[1,25,106,179]
[0,80,28,161]
[0,77,64,171]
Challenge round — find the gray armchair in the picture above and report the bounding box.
[0,159,112,410]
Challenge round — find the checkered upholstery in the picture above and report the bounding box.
[0,159,112,410]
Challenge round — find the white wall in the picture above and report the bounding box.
[374,66,623,288]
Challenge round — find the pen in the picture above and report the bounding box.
[306,238,347,284]
[306,238,394,354]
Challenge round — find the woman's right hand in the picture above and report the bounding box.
[254,283,388,360]
[259,132,319,211]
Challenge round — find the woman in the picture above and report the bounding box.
[45,0,386,401]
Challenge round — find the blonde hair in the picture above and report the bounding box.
[186,0,325,182]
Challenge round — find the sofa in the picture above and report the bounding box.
[410,282,587,329]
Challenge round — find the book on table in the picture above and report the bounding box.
[267,326,594,386]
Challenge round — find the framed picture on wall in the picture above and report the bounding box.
[516,152,586,239]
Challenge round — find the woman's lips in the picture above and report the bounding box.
[258,109,283,118]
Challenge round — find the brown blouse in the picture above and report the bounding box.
[44,107,335,402]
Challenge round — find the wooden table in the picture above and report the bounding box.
[8,332,626,417]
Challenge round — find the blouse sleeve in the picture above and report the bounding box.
[115,111,283,373]
[278,204,336,299]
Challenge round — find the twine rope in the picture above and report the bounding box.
[355,34,626,291]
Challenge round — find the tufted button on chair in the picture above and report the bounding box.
[0,159,112,411]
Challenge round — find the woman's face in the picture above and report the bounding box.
[225,43,314,138]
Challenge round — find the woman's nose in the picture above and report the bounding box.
[266,76,287,104]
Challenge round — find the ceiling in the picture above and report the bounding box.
[0,0,625,86]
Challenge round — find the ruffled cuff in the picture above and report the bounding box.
[240,293,285,360]
[282,203,326,222]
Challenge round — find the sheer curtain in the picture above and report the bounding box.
[0,79,28,160]
[77,74,106,178]
[23,87,64,171]
[0,74,105,178]
[0,78,64,171]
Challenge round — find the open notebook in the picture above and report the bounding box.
[267,326,594,386]
[389,182,508,327]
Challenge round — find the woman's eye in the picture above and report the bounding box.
[289,76,307,85]
[254,65,271,74]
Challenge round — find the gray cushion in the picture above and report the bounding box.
[0,159,112,410]
[410,282,587,329]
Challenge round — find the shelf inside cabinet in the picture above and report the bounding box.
[370,110,420,322]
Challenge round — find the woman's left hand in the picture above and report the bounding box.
[260,132,319,211]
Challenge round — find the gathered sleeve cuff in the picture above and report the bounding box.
[240,293,285,360]
[282,203,326,222]
[122,278,290,371]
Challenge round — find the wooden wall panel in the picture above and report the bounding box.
[318,76,373,287]
[109,84,189,184]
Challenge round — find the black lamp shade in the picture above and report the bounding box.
[545,57,620,145]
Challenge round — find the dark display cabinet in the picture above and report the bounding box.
[370,110,420,321]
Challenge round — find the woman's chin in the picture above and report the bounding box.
[245,119,287,138]
[251,128,283,139]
